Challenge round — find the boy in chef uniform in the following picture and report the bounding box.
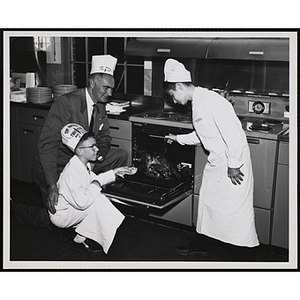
[49,123,135,255]
[164,59,259,260]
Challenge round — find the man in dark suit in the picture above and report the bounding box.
[32,55,128,215]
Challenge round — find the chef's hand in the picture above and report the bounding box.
[227,166,244,185]
[47,183,59,214]
[165,134,177,144]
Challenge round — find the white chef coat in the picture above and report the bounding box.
[177,87,259,247]
[49,155,125,253]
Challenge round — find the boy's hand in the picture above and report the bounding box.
[114,166,138,178]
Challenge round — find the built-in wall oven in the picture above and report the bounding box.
[104,116,200,226]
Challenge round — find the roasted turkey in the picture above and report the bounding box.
[139,151,180,180]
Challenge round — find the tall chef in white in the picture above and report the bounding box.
[164,59,259,260]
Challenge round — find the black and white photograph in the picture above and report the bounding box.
[2,29,297,273]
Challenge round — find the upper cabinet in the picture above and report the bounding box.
[206,38,289,61]
[125,38,213,58]
[125,38,289,62]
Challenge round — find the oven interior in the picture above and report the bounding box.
[105,123,195,206]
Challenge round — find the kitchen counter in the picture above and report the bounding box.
[278,127,289,142]
[10,92,164,121]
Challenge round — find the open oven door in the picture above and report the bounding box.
[103,172,193,209]
[104,190,193,209]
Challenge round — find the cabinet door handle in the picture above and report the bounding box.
[23,129,34,134]
[33,115,45,121]
[109,126,120,132]
[247,138,260,144]
[111,144,120,148]
[249,51,264,56]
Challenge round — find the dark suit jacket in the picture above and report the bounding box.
[32,88,111,187]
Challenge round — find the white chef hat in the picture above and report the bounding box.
[164,58,191,82]
[61,123,87,152]
[90,55,117,76]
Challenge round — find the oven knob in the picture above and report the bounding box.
[285,105,289,112]
[252,101,265,114]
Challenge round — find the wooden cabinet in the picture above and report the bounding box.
[254,207,272,245]
[18,123,42,182]
[248,138,277,210]
[11,104,49,183]
[271,141,289,249]
[108,118,132,165]
[10,105,21,180]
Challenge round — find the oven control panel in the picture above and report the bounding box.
[248,100,271,115]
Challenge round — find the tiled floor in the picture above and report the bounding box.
[9,179,288,266]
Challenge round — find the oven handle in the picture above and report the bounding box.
[148,134,165,139]
[247,138,260,144]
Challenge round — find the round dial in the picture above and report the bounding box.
[252,101,265,114]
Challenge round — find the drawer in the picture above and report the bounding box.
[109,119,132,140]
[17,107,49,126]
[149,194,193,226]
[278,142,289,165]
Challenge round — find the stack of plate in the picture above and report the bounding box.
[53,84,77,99]
[26,87,53,103]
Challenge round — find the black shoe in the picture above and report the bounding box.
[60,228,77,243]
[71,238,104,255]
[175,242,212,256]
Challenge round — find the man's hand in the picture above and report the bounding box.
[47,184,59,214]
[165,134,177,144]
[227,166,244,185]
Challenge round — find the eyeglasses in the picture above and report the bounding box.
[79,143,97,149]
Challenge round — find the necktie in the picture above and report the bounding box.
[89,103,97,133]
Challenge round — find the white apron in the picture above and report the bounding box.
[50,156,125,253]
[177,87,259,247]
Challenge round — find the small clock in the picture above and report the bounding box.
[248,100,270,114]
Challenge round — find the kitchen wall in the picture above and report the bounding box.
[125,37,289,98]
[10,36,289,99]
[45,38,72,86]
[150,58,289,97]
[9,37,72,87]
